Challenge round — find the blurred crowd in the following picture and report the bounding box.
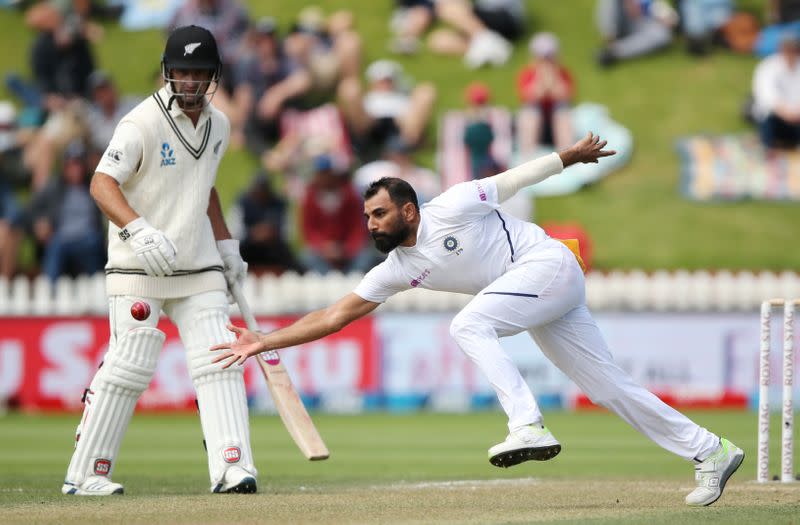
[0,0,798,282]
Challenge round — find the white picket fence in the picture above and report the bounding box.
[0,270,798,316]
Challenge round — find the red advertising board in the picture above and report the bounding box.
[0,316,378,411]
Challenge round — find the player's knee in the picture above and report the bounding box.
[449,311,493,342]
[184,307,239,383]
[94,327,164,393]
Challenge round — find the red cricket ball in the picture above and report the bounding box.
[130,301,151,321]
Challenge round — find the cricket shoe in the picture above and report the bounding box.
[685,438,744,506]
[62,476,124,496]
[213,466,257,494]
[488,424,561,468]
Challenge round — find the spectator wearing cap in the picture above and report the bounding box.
[283,6,363,98]
[463,82,502,180]
[753,33,800,150]
[300,155,373,274]
[337,59,436,160]
[230,172,305,275]
[86,71,140,163]
[24,140,105,281]
[0,101,28,279]
[353,135,440,205]
[516,32,576,155]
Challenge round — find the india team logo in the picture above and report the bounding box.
[160,142,176,167]
[443,236,459,252]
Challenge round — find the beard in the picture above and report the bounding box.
[173,81,210,110]
[371,222,410,253]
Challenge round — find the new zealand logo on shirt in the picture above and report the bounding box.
[160,142,176,167]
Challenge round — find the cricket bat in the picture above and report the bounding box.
[231,283,330,461]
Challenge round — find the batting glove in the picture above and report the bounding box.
[119,217,178,277]
[217,239,248,302]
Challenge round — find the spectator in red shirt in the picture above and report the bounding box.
[300,155,374,274]
[516,32,575,155]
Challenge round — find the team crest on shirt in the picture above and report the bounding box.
[443,235,463,255]
[106,149,123,163]
[160,142,176,166]
[213,140,222,156]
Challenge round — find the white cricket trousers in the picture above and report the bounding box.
[449,239,719,462]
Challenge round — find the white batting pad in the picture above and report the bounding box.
[183,307,257,488]
[65,327,164,485]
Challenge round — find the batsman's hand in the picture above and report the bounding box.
[120,217,178,277]
[560,132,616,166]
[210,324,264,369]
[217,239,248,303]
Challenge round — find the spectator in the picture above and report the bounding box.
[389,0,525,68]
[517,33,575,154]
[300,155,373,274]
[13,1,97,190]
[232,172,305,275]
[85,71,139,162]
[0,101,27,279]
[223,17,313,152]
[337,59,436,160]
[595,0,676,67]
[353,135,441,204]
[753,33,800,150]
[25,140,105,281]
[283,6,363,99]
[677,0,733,56]
[462,81,502,180]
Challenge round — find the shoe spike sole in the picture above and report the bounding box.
[489,444,562,468]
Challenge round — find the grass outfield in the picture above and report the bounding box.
[2,1,800,271]
[1,410,798,524]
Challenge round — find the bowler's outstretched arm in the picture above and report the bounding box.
[211,292,380,368]
[491,131,616,202]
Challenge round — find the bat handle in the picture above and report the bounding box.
[231,282,258,332]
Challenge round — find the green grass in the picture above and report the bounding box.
[1,1,798,270]
[1,411,799,524]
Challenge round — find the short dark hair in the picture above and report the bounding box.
[363,177,419,211]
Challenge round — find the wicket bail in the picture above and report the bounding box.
[757,298,799,483]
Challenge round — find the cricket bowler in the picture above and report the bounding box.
[212,132,744,506]
[62,25,257,495]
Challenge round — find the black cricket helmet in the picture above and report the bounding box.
[161,25,221,107]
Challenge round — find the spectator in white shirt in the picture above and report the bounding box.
[337,59,436,159]
[753,33,800,150]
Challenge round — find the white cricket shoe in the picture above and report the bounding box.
[488,424,561,468]
[213,466,257,494]
[62,476,124,496]
[685,438,744,506]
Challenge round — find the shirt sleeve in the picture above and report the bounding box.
[423,178,500,224]
[95,120,144,185]
[352,258,410,304]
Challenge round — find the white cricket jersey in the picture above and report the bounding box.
[95,87,229,298]
[354,178,550,303]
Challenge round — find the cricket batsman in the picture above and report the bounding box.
[62,25,257,495]
[212,132,744,506]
